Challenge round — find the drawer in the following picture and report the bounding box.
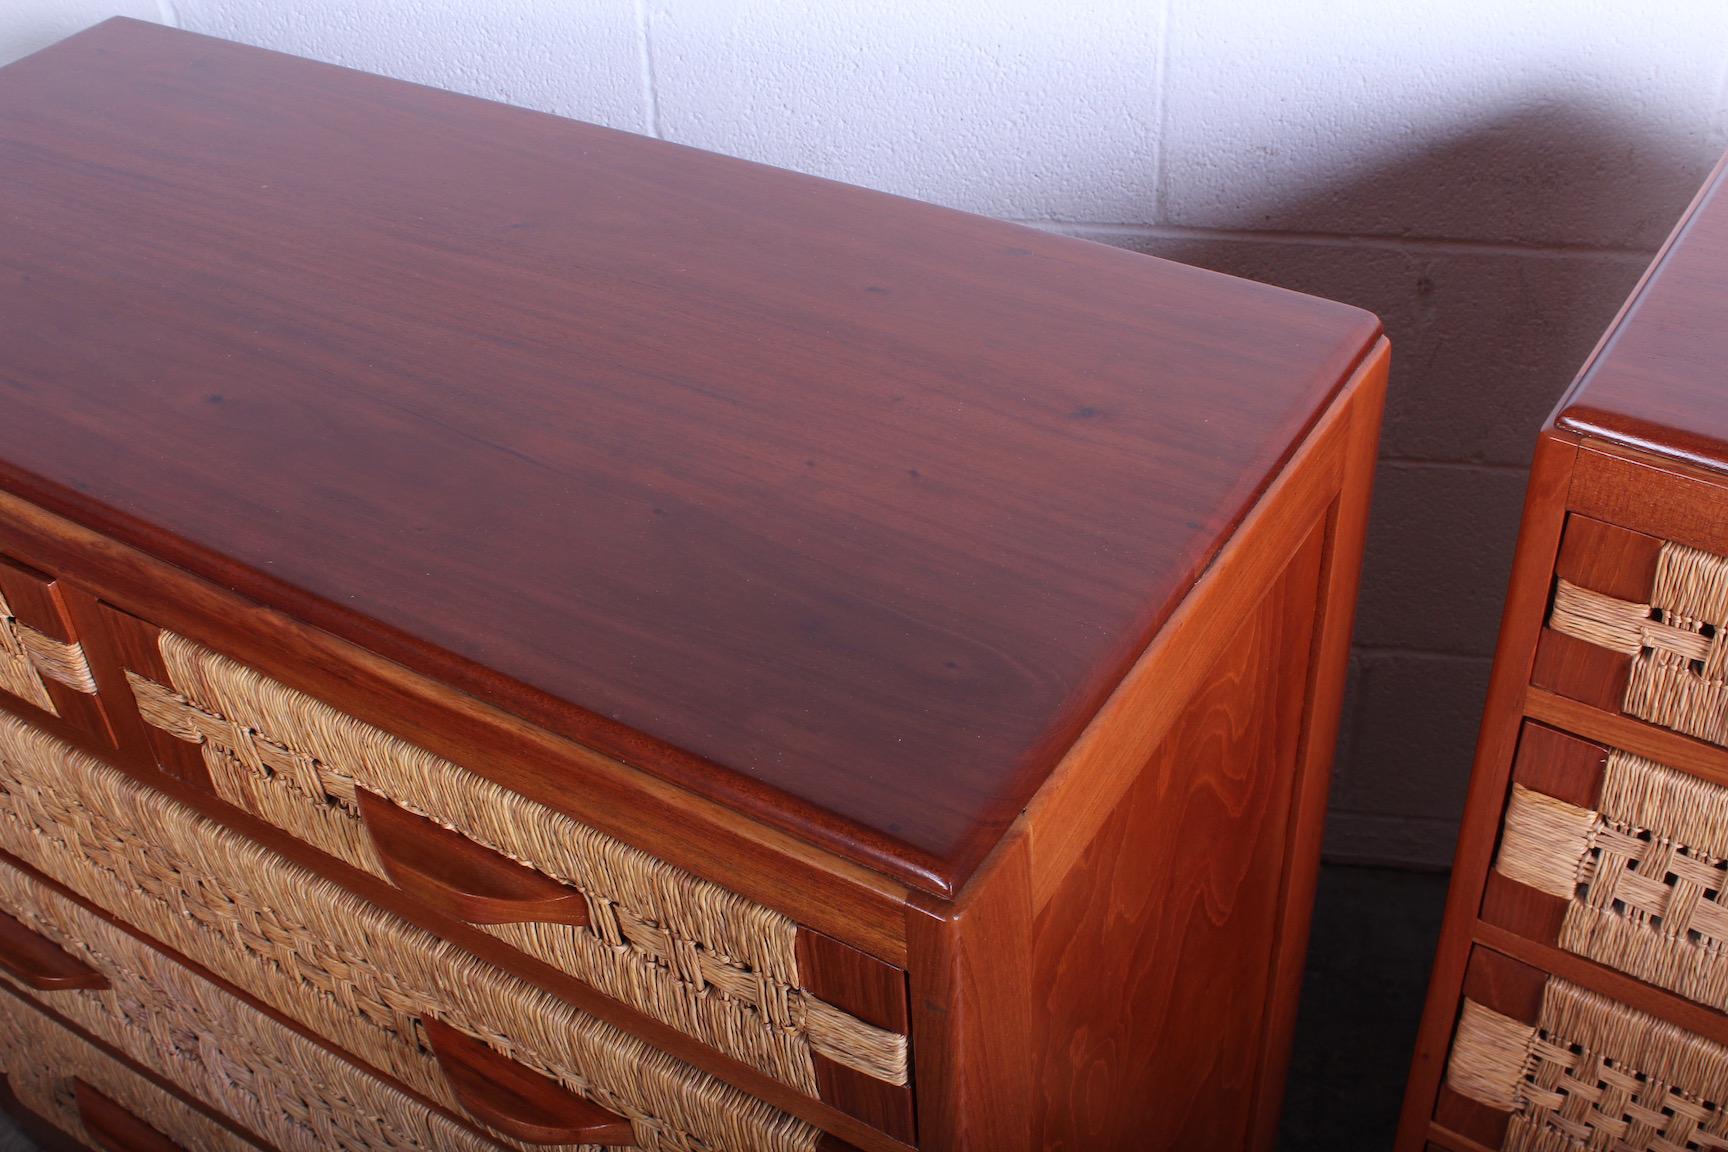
[1536,514,1728,746]
[1433,947,1728,1151]
[0,858,532,1152]
[1480,721,1728,1017]
[0,707,860,1152]
[0,987,265,1152]
[0,552,108,742]
[112,623,911,1112]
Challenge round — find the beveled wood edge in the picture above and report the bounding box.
[1524,687,1728,793]
[0,981,270,1151]
[1569,437,1728,557]
[0,705,917,1152]
[1547,149,1728,436]
[0,487,911,965]
[1425,1123,1501,1152]
[1248,336,1389,1151]
[1391,429,1582,1152]
[1020,338,1387,912]
[905,823,1035,1152]
[1472,920,1728,1055]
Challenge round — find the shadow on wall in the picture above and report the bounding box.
[1074,105,1715,868]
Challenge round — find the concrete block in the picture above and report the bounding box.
[1332,651,1492,820]
[1164,0,1728,247]
[648,0,1160,221]
[1080,231,1647,465]
[173,0,649,133]
[0,0,160,67]
[1351,462,1528,656]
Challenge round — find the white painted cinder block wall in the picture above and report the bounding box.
[7,2,1727,868]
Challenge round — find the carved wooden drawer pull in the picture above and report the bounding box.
[356,788,591,927]
[74,1080,189,1152]
[0,910,108,992]
[422,1017,634,1146]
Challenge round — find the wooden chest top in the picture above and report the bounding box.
[0,19,1380,893]
[1558,153,1728,473]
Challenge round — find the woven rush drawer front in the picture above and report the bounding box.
[1543,518,1728,747]
[123,629,907,1100]
[1488,721,1728,1015]
[0,553,104,736]
[1442,963,1728,1151]
[0,857,527,1152]
[0,988,266,1152]
[0,710,846,1152]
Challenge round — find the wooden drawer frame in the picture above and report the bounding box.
[0,339,1387,1152]
[1400,436,1728,1151]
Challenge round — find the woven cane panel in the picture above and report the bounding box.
[1496,750,1728,1015]
[0,991,263,1152]
[1549,540,1728,747]
[0,709,827,1152]
[0,859,534,1152]
[0,586,60,715]
[1447,977,1728,1152]
[126,630,908,1093]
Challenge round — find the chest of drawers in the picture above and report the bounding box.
[1397,153,1728,1152]
[0,18,1386,1152]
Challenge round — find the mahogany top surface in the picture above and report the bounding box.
[0,20,1380,895]
[1558,151,1728,473]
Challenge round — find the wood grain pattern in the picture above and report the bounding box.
[794,930,914,1143]
[1246,342,1388,1150]
[1524,687,1728,792]
[0,19,1381,893]
[1508,722,1606,809]
[1023,344,1380,911]
[70,602,209,788]
[0,555,109,743]
[1030,521,1326,1152]
[1528,628,1629,711]
[1554,515,1660,602]
[906,833,1035,1152]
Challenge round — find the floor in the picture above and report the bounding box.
[0,864,1450,1151]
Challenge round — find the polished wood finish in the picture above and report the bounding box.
[357,788,591,928]
[73,1082,189,1152]
[1032,523,1324,1152]
[1396,147,1728,1150]
[794,929,915,1144]
[0,20,1388,1152]
[0,910,109,993]
[422,1018,634,1146]
[0,555,110,744]
[0,18,1380,894]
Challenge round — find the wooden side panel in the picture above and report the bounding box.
[906,834,1034,1152]
[1030,520,1327,1152]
